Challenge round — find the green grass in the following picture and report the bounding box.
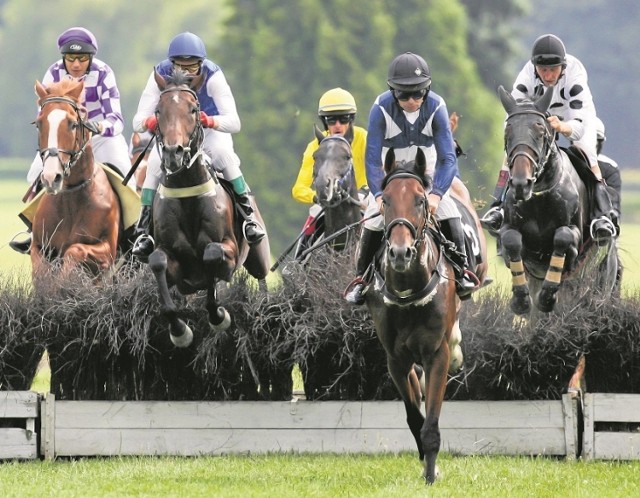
[0,453,637,497]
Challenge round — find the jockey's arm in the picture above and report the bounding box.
[291,140,318,204]
[133,72,162,133]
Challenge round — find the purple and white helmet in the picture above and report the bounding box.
[57,27,98,55]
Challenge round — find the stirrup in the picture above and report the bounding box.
[9,233,32,255]
[243,220,265,245]
[132,234,155,262]
[480,206,503,233]
[343,276,367,305]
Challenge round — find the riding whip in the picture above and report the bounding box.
[270,207,325,272]
[122,134,156,186]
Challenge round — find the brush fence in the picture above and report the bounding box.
[30,394,578,460]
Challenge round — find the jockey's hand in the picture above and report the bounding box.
[427,193,441,216]
[200,112,216,128]
[85,121,103,135]
[144,116,158,133]
[547,115,571,137]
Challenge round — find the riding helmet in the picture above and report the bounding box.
[387,52,432,92]
[168,32,207,60]
[318,88,357,117]
[57,27,98,55]
[531,34,566,67]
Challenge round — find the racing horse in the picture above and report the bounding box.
[148,69,271,347]
[498,85,618,315]
[30,79,122,277]
[365,148,487,484]
[310,127,364,251]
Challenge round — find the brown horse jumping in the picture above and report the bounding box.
[31,79,122,277]
[148,70,271,347]
[366,148,487,484]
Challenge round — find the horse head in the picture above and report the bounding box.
[312,128,357,209]
[499,85,555,201]
[35,80,92,194]
[381,148,431,273]
[154,69,206,176]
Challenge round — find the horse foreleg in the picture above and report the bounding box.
[206,285,231,331]
[537,226,579,313]
[448,314,463,374]
[502,229,531,315]
[421,342,450,485]
[203,242,233,331]
[148,249,193,348]
[63,241,117,275]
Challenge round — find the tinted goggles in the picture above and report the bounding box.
[64,54,91,63]
[394,89,427,101]
[324,115,353,125]
[172,60,202,74]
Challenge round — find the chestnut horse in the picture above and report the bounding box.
[31,79,122,277]
[148,70,271,347]
[366,148,487,484]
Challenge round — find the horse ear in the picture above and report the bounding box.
[67,80,84,101]
[154,69,166,90]
[34,80,48,99]
[383,148,396,175]
[498,85,517,115]
[314,124,325,144]
[415,148,427,177]
[534,85,554,113]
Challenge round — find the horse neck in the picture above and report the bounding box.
[65,147,97,187]
[323,200,360,236]
[162,157,211,188]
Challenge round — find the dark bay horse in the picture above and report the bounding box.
[148,70,271,347]
[31,79,122,277]
[498,85,618,315]
[310,127,364,251]
[366,148,486,484]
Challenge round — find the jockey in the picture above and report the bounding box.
[131,32,265,262]
[344,52,476,304]
[595,117,622,230]
[481,34,617,242]
[10,26,132,254]
[291,87,372,260]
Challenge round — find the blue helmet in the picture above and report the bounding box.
[167,32,206,60]
[57,27,98,55]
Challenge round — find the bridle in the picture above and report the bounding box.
[37,96,91,177]
[154,86,205,176]
[313,135,360,208]
[504,108,554,182]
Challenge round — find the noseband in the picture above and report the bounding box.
[155,86,205,175]
[505,109,554,181]
[37,96,91,177]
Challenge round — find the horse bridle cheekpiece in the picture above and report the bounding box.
[37,96,91,176]
[505,109,553,181]
[382,171,431,246]
[155,86,205,175]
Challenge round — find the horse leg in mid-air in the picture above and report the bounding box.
[536,226,580,312]
[202,241,233,330]
[501,228,531,315]
[148,249,194,347]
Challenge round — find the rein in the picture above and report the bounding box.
[37,96,91,177]
[505,108,554,181]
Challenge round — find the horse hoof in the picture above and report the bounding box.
[449,345,464,374]
[210,307,231,331]
[510,297,531,315]
[170,323,193,348]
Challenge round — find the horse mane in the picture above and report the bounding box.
[165,69,193,88]
[381,160,431,191]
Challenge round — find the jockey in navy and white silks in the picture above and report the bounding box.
[27,27,132,186]
[130,32,265,263]
[363,89,459,231]
[344,52,476,305]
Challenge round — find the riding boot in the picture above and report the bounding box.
[590,180,617,243]
[9,232,32,254]
[344,228,383,305]
[236,193,266,245]
[441,218,476,298]
[132,204,155,263]
[480,169,509,234]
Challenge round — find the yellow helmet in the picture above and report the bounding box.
[318,88,357,116]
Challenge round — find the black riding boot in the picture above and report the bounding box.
[480,169,509,234]
[9,232,32,254]
[344,228,384,305]
[237,193,266,245]
[591,180,617,243]
[441,218,476,298]
[132,205,154,263]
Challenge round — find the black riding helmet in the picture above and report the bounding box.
[531,34,567,67]
[387,52,432,92]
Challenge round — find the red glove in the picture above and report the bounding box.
[144,116,158,132]
[200,111,216,128]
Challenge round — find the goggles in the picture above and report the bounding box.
[394,89,427,101]
[324,115,353,125]
[64,54,91,63]
[172,60,202,75]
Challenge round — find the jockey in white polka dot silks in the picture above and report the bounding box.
[343,52,476,305]
[130,32,265,262]
[10,26,133,254]
[481,33,617,242]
